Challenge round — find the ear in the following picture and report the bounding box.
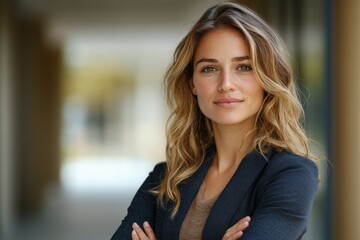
[190,78,197,95]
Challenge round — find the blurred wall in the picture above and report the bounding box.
[14,16,62,215]
[0,0,16,235]
[334,0,360,239]
[1,0,62,234]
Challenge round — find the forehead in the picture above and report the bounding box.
[194,27,250,60]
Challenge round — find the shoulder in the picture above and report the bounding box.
[148,162,167,182]
[153,161,167,173]
[266,151,318,177]
[254,151,319,213]
[258,151,319,192]
[147,162,166,187]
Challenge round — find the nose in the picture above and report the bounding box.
[217,70,235,92]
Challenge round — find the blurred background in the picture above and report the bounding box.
[0,0,359,239]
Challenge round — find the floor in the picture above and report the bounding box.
[7,190,133,240]
[2,159,154,240]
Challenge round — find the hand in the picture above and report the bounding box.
[131,221,157,240]
[222,216,251,240]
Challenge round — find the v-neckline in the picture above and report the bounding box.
[197,182,222,204]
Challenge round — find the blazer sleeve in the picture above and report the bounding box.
[241,154,318,240]
[110,162,166,240]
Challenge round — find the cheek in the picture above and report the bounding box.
[193,83,213,114]
[194,85,203,96]
[193,80,210,97]
[243,79,264,98]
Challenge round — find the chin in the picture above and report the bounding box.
[211,119,247,126]
[209,115,257,127]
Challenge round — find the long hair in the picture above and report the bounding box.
[155,1,316,218]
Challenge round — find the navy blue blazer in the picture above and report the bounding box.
[111,147,318,240]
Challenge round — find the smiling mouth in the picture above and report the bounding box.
[213,98,244,108]
[214,98,244,104]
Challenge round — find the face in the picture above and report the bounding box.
[192,27,264,129]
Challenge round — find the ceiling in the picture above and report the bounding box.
[16,0,221,46]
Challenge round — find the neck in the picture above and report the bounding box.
[211,122,255,172]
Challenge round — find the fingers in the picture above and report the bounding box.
[222,216,251,240]
[131,222,156,240]
[143,221,156,240]
[131,223,142,240]
[131,229,139,240]
[224,230,244,240]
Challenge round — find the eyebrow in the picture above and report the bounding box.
[195,56,250,66]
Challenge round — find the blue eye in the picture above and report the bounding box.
[201,66,217,73]
[238,65,252,72]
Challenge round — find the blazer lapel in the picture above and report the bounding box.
[162,147,215,239]
[202,150,271,240]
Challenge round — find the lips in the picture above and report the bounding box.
[213,98,244,108]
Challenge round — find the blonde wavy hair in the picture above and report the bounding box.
[155,2,316,217]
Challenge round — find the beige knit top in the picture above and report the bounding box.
[179,183,221,240]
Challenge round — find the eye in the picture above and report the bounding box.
[201,66,217,73]
[237,65,252,72]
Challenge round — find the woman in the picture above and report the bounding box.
[111,2,318,240]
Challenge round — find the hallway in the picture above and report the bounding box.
[1,0,346,239]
